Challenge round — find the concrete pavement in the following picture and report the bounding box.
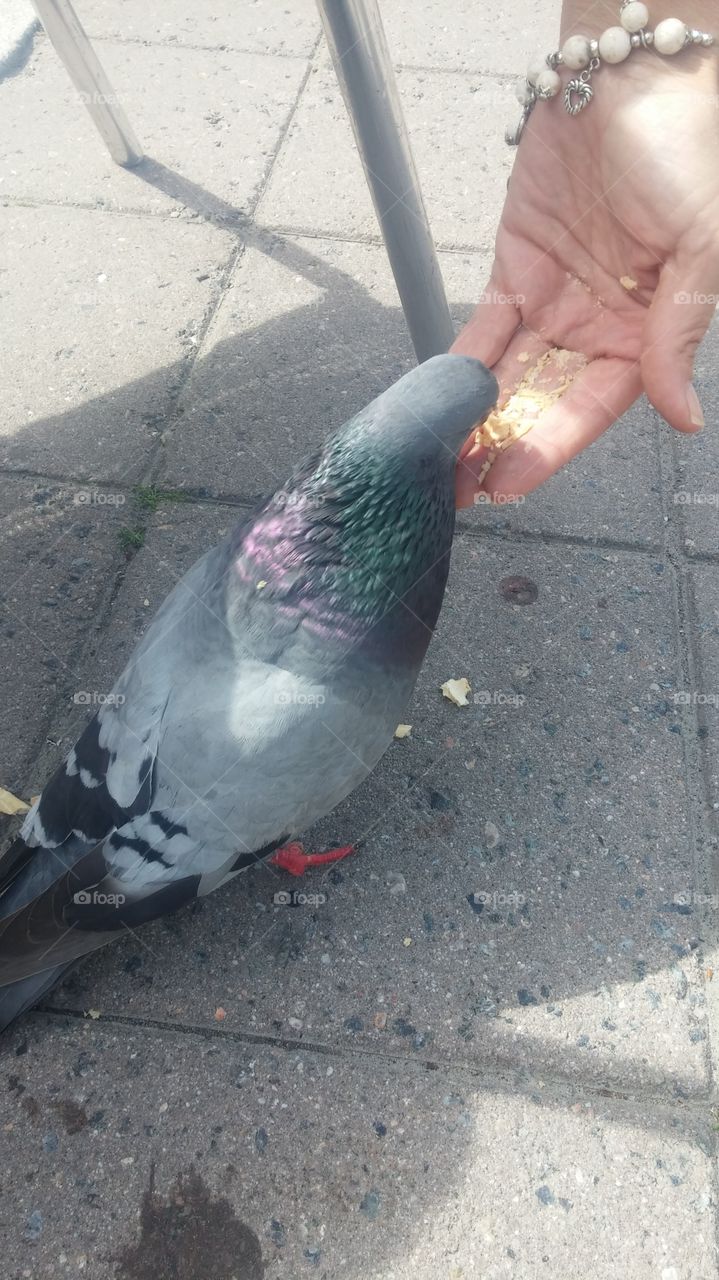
[1,2,718,1277]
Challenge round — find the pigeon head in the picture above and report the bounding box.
[330,353,498,484]
[234,355,497,650]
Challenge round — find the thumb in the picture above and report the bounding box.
[641,249,719,433]
[451,273,521,366]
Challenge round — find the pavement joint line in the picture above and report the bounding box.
[34,1004,719,1120]
[0,470,670,556]
[394,62,515,82]
[72,33,319,62]
[256,219,495,257]
[133,42,323,490]
[26,24,518,83]
[653,403,719,1234]
[53,32,313,69]
[30,28,517,83]
[456,518,665,556]
[0,468,683,558]
[0,196,495,255]
[110,43,323,436]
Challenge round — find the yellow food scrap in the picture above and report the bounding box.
[441,677,472,707]
[394,724,412,739]
[256,580,267,591]
[0,786,30,816]
[620,275,638,291]
[473,347,589,480]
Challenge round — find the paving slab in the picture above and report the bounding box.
[0,1017,715,1280]
[23,499,706,1095]
[80,0,321,58]
[0,204,235,483]
[0,476,128,796]
[257,64,514,248]
[0,39,307,214]
[162,234,664,545]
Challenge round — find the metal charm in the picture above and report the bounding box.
[505,104,534,146]
[564,77,594,115]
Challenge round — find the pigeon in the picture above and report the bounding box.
[0,353,497,1030]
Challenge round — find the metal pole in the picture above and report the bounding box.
[315,0,455,362]
[31,0,143,167]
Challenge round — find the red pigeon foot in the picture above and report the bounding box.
[269,841,354,877]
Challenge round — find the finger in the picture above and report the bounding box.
[482,357,643,498]
[456,446,490,507]
[451,275,522,366]
[641,247,719,433]
[456,341,591,507]
[454,330,554,508]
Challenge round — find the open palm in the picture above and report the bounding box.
[454,53,719,506]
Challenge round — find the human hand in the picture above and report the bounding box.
[454,4,719,508]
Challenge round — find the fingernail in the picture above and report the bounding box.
[686,383,705,429]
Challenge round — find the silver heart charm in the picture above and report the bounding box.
[564,78,593,115]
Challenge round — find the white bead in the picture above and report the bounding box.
[598,25,632,63]
[561,34,592,69]
[534,68,561,97]
[620,2,649,33]
[514,78,535,106]
[653,17,688,54]
[527,54,549,85]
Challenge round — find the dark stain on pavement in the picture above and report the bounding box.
[499,574,539,605]
[114,1164,264,1280]
[51,1099,88,1134]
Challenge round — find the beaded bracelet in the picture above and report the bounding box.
[507,1,715,145]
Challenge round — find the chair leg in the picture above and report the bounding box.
[315,0,454,362]
[30,0,143,167]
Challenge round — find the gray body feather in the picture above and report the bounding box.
[0,354,497,1028]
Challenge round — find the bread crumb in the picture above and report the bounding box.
[473,347,589,476]
[394,724,412,739]
[441,677,472,707]
[620,275,638,291]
